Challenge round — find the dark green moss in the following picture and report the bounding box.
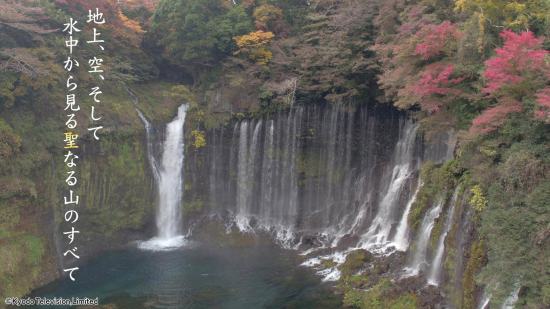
[0,234,46,298]
[462,239,486,309]
[342,278,419,309]
[339,249,371,278]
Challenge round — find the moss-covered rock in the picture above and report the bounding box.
[0,234,45,297]
[462,239,486,309]
[339,249,372,278]
[77,131,155,238]
[342,278,420,309]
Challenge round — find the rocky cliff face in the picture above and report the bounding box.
[0,72,181,298]
[0,115,162,298]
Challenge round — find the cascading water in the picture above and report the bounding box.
[235,120,251,230]
[427,188,459,285]
[139,104,188,251]
[479,293,491,309]
[136,110,160,182]
[357,121,419,252]
[192,103,453,281]
[392,181,422,252]
[203,105,407,247]
[403,198,444,277]
[502,284,521,309]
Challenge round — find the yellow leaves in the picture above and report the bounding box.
[253,4,283,22]
[477,12,486,53]
[503,2,528,29]
[234,30,274,65]
[253,4,283,30]
[191,130,206,149]
[234,30,274,48]
[504,2,527,14]
[244,48,272,66]
[454,0,468,12]
[470,185,487,212]
[454,0,548,31]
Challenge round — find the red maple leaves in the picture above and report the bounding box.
[470,99,524,134]
[414,21,461,60]
[412,63,464,113]
[483,30,548,95]
[470,30,549,134]
[535,88,550,121]
[415,64,464,96]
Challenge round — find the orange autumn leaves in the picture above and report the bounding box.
[56,0,146,47]
[234,30,274,65]
[233,4,283,65]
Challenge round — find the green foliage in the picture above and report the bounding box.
[24,235,44,266]
[258,87,275,107]
[461,113,549,306]
[339,249,371,278]
[151,0,253,68]
[212,5,255,57]
[0,73,17,109]
[454,0,550,36]
[171,85,197,105]
[0,234,46,298]
[342,278,419,309]
[343,287,365,308]
[500,149,545,192]
[0,200,20,236]
[478,179,550,306]
[0,118,21,162]
[321,259,337,269]
[340,274,370,291]
[388,293,420,309]
[409,161,459,229]
[462,239,486,309]
[253,4,283,31]
[80,134,154,236]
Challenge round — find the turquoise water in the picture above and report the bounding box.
[33,241,341,308]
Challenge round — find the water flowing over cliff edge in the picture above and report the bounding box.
[183,103,459,286]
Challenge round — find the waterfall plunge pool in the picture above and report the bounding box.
[31,239,341,308]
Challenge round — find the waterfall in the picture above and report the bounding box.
[136,110,160,182]
[502,284,521,309]
[235,119,264,230]
[139,104,188,251]
[404,198,443,277]
[200,104,434,248]
[427,188,459,286]
[235,120,251,230]
[357,121,418,252]
[392,181,422,251]
[260,120,274,220]
[479,293,491,309]
[194,103,459,281]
